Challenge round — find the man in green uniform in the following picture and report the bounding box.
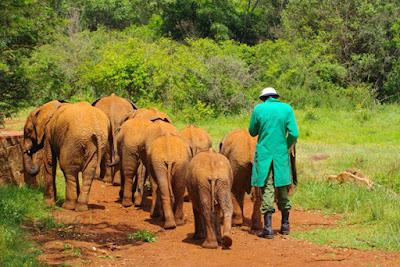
[248,87,299,239]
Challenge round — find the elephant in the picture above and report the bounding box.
[23,101,110,211]
[92,93,137,185]
[23,100,65,186]
[112,114,177,209]
[113,118,152,207]
[131,107,172,123]
[220,129,262,230]
[181,125,212,155]
[147,133,191,229]
[186,149,233,249]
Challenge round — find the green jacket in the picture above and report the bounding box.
[248,98,299,187]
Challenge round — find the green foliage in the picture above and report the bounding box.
[0,0,61,124]
[0,185,54,266]
[127,230,156,242]
[23,31,376,118]
[282,0,400,101]
[161,0,287,44]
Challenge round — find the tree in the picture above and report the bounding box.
[0,0,60,124]
[282,0,400,101]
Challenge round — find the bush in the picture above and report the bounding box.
[22,27,376,120]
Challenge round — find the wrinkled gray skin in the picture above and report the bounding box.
[24,101,110,211]
[220,129,262,230]
[186,150,233,249]
[92,93,137,185]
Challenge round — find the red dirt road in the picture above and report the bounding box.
[32,180,400,266]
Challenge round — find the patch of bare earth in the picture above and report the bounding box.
[31,180,400,267]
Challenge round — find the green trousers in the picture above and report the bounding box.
[260,168,291,214]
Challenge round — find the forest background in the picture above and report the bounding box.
[1,0,400,123]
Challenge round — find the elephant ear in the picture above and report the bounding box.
[91,97,103,106]
[128,100,138,110]
[162,114,172,123]
[32,101,63,145]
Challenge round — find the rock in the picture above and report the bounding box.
[0,129,44,186]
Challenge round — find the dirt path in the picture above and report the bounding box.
[32,180,400,266]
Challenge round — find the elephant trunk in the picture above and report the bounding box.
[23,150,40,176]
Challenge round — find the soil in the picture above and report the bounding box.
[32,180,400,267]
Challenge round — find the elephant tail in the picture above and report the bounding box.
[210,178,216,213]
[95,134,103,179]
[167,162,175,204]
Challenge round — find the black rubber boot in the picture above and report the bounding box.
[257,212,273,239]
[280,210,290,235]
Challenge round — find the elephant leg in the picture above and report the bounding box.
[173,164,186,226]
[150,175,161,218]
[214,205,222,243]
[103,149,113,184]
[251,187,263,230]
[112,164,121,186]
[76,162,96,212]
[218,187,233,248]
[153,166,175,229]
[231,189,245,226]
[62,169,79,210]
[43,140,57,206]
[134,162,146,206]
[200,190,218,249]
[121,159,139,207]
[193,205,205,240]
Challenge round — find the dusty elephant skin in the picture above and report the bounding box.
[186,149,233,249]
[132,107,172,123]
[181,124,212,156]
[113,118,152,208]
[23,101,110,211]
[142,120,179,216]
[148,133,191,230]
[220,129,262,230]
[113,110,176,208]
[92,93,137,185]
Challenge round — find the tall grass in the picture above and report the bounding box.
[0,186,55,266]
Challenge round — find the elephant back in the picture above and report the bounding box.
[220,129,257,167]
[188,150,232,184]
[132,108,172,123]
[149,133,191,164]
[181,125,212,155]
[92,94,137,131]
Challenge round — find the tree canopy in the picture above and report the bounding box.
[1,0,399,123]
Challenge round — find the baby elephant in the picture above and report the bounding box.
[186,149,233,249]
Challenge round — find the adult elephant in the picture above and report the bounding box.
[147,133,191,229]
[181,125,212,155]
[220,129,262,230]
[24,101,110,211]
[92,93,137,184]
[186,149,233,249]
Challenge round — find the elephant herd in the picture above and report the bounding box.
[23,94,262,249]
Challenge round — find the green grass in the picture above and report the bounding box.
[3,104,400,252]
[0,186,56,266]
[127,230,157,243]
